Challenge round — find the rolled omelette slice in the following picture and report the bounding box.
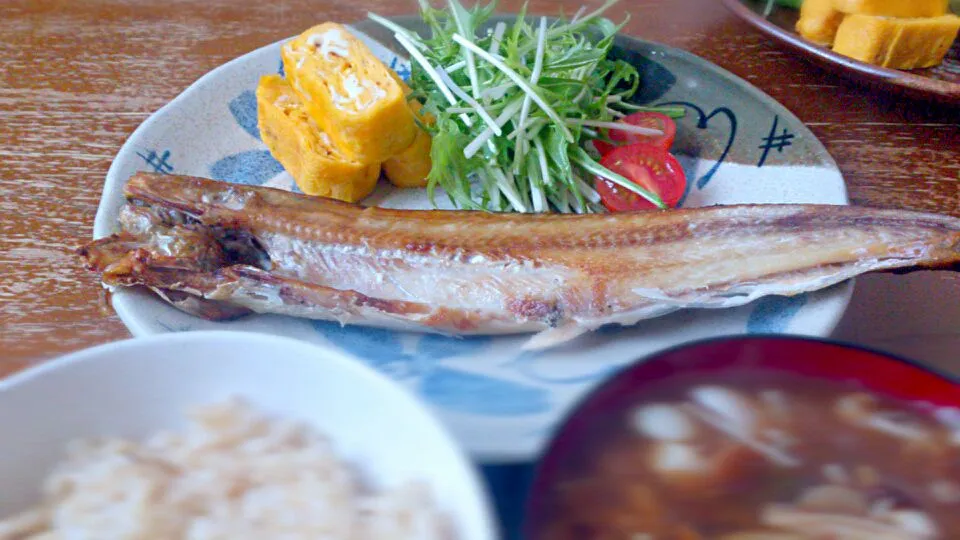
[832,13,960,69]
[384,101,433,189]
[282,23,417,165]
[256,74,380,203]
[796,0,845,45]
[832,0,949,18]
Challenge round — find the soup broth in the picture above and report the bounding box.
[534,372,960,539]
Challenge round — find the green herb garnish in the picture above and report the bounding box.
[765,0,803,17]
[370,0,680,213]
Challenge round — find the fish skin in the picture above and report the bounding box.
[80,173,960,349]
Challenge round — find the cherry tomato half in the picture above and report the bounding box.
[593,111,677,155]
[595,142,687,212]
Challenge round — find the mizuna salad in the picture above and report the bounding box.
[370,0,688,213]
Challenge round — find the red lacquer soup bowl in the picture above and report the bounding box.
[524,336,960,539]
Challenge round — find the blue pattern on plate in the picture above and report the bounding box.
[757,114,796,168]
[504,352,621,385]
[618,50,676,104]
[209,150,285,185]
[228,90,261,141]
[136,149,175,174]
[210,89,285,184]
[421,367,551,416]
[388,57,412,81]
[311,321,549,415]
[315,323,401,362]
[659,101,739,193]
[746,294,809,334]
[416,332,493,359]
[311,321,491,363]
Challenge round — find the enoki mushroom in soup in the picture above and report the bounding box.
[536,375,960,539]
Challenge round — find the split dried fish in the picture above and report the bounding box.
[79,173,960,349]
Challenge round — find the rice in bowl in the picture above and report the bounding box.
[0,398,452,540]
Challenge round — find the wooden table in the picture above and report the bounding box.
[2,0,958,372]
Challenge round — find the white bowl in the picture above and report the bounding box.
[0,331,497,540]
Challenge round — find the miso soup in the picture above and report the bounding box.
[533,373,960,539]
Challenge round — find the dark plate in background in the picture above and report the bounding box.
[722,0,960,105]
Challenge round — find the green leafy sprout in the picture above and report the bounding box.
[370,0,684,213]
[765,0,803,17]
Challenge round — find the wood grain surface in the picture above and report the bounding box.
[1,0,958,374]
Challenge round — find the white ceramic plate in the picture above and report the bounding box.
[93,19,853,462]
[0,331,496,540]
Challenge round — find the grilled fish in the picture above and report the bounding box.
[80,173,960,349]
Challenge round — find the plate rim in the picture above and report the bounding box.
[94,18,856,462]
[721,0,960,104]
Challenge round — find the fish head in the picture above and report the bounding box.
[124,173,257,220]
